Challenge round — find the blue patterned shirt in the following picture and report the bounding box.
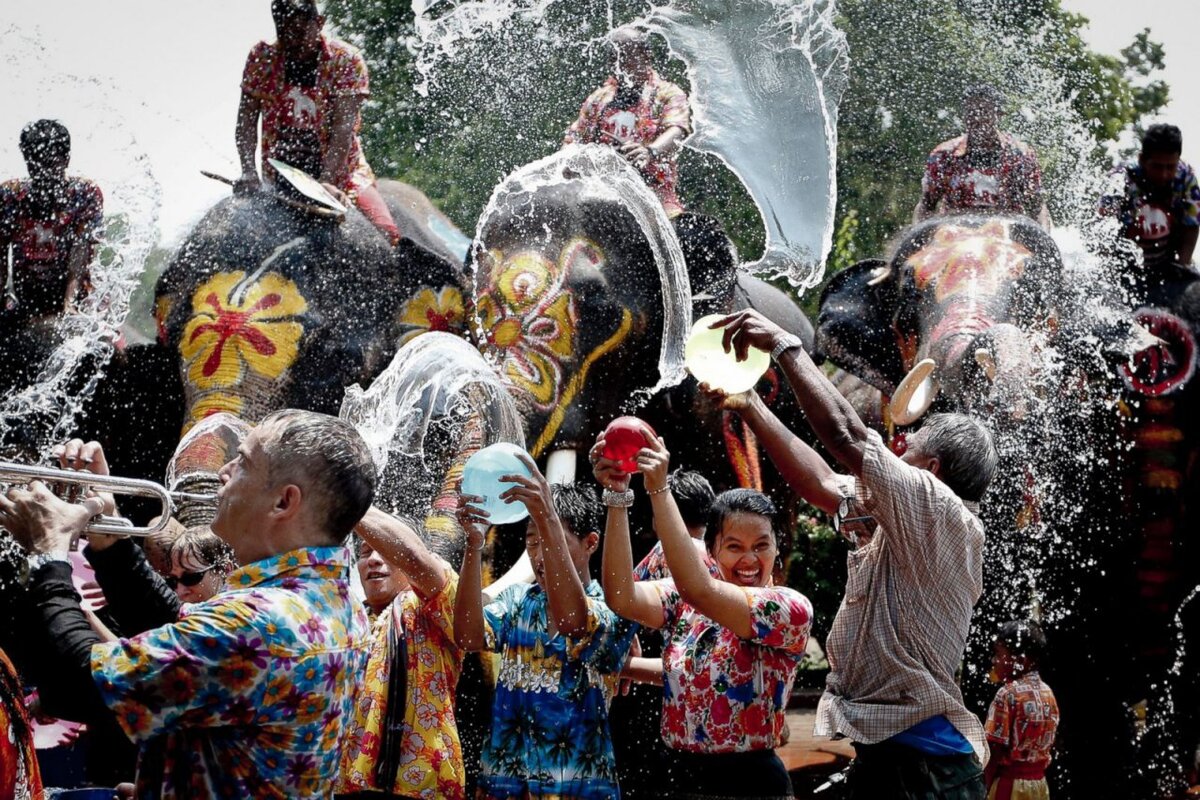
[90,546,371,799]
[478,580,636,799]
[1098,160,1200,266]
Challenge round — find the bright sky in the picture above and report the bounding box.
[1,1,1196,247]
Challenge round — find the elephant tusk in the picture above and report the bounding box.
[974,348,998,382]
[546,449,577,484]
[867,266,892,286]
[889,358,938,425]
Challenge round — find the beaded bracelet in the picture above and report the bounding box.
[646,480,672,496]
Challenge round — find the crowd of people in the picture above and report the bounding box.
[2,1,1197,799]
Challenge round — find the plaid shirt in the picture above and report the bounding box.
[814,430,987,762]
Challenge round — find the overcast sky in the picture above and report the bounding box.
[1,2,1197,247]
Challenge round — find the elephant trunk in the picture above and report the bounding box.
[164,413,251,528]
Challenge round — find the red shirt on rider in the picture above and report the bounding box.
[0,120,102,323]
[915,85,1049,229]
[565,27,692,218]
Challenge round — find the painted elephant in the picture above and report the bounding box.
[814,214,1200,799]
[465,145,813,506]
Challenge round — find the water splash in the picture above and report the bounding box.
[645,0,848,287]
[472,143,692,395]
[409,0,847,288]
[341,332,525,522]
[0,25,161,457]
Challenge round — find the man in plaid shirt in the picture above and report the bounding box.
[708,308,998,799]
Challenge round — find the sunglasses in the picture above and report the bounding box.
[833,496,877,544]
[165,565,216,590]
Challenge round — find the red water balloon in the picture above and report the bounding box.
[602,416,657,473]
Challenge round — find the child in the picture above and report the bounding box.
[454,458,636,800]
[984,620,1060,800]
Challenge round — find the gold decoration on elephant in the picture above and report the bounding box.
[396,285,466,347]
[906,219,1032,303]
[476,248,578,412]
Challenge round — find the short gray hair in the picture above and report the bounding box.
[259,409,376,543]
[913,413,997,502]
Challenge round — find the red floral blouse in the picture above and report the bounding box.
[652,580,812,753]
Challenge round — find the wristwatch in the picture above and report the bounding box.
[602,489,635,508]
[771,334,804,362]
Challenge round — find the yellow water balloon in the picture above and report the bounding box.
[684,314,770,394]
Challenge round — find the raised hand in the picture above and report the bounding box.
[499,453,556,529]
[711,309,788,362]
[590,433,632,493]
[455,489,491,553]
[697,381,756,413]
[0,481,103,556]
[634,430,671,493]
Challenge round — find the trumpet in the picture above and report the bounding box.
[0,461,216,537]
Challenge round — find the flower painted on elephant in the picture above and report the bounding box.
[906,220,1032,303]
[180,271,309,392]
[396,285,466,346]
[476,248,578,411]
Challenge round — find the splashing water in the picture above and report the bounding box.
[410,0,847,288]
[341,332,525,526]
[0,25,161,458]
[645,0,848,287]
[473,143,692,395]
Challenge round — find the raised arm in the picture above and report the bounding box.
[501,456,590,637]
[637,434,757,639]
[355,506,447,599]
[713,389,842,515]
[716,310,871,476]
[452,494,489,652]
[591,435,663,629]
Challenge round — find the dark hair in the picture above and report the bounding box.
[260,409,376,543]
[172,528,237,576]
[1141,123,1183,157]
[548,483,602,540]
[703,488,777,552]
[19,119,70,162]
[913,413,997,502]
[671,469,715,530]
[995,619,1047,666]
[963,84,1005,111]
[272,0,319,21]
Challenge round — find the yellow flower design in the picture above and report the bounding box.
[476,249,577,411]
[396,285,466,346]
[180,271,309,392]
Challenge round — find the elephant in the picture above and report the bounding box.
[814,213,1200,799]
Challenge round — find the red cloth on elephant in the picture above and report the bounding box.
[565,71,692,218]
[241,34,375,196]
[921,134,1043,219]
[0,177,103,319]
[0,648,42,800]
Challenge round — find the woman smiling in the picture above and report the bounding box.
[593,430,813,800]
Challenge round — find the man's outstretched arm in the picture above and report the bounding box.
[715,309,871,476]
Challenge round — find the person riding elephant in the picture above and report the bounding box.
[235,0,403,246]
[565,26,738,317]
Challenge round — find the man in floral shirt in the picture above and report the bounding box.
[236,0,401,245]
[915,85,1049,230]
[1097,123,1199,272]
[4,411,376,798]
[0,119,102,325]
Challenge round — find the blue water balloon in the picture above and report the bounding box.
[460,442,535,525]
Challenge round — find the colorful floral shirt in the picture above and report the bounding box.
[0,177,103,318]
[1097,161,1200,267]
[241,35,375,194]
[565,72,692,217]
[339,569,465,800]
[632,539,720,582]
[0,649,42,800]
[478,580,637,799]
[90,546,371,799]
[984,672,1059,769]
[921,133,1043,218]
[652,580,812,753]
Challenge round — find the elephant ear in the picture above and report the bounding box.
[815,258,906,395]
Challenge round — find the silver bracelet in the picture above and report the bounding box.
[602,488,635,508]
[646,479,672,496]
[771,334,803,362]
